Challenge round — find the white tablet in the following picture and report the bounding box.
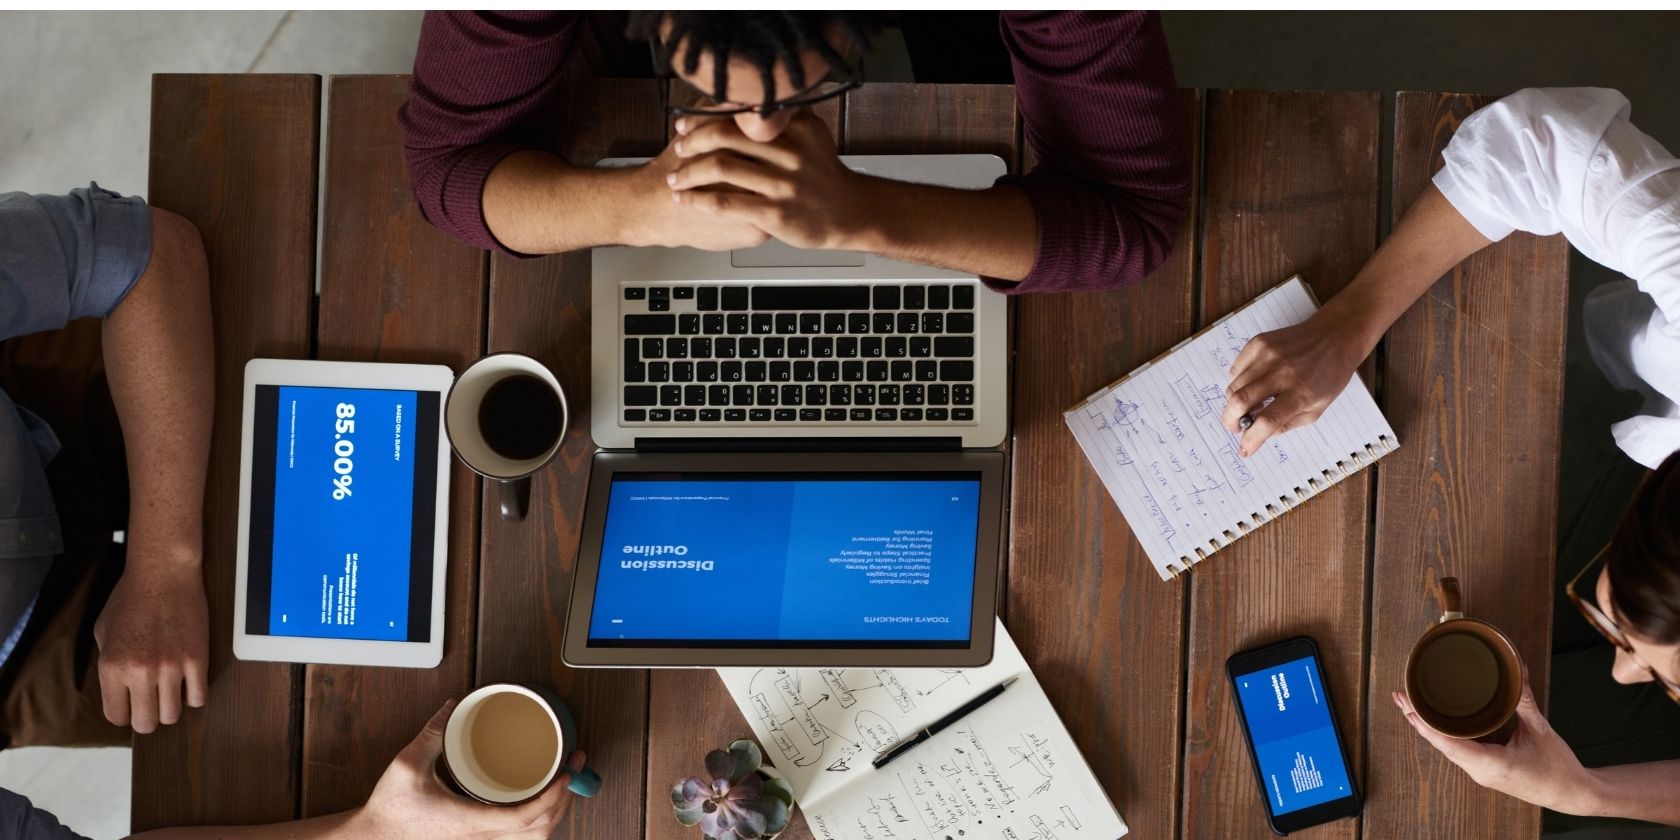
[234,359,453,668]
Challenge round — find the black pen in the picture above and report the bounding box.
[871,676,1018,770]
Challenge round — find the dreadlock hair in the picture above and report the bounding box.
[1606,448,1680,659]
[627,12,889,109]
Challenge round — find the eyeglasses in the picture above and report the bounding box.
[656,44,864,118]
[1566,545,1680,703]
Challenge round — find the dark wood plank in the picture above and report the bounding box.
[303,74,486,816]
[478,78,664,840]
[133,73,319,830]
[1362,92,1567,840]
[1182,90,1381,840]
[1009,89,1200,840]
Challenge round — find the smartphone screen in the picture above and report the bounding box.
[1228,638,1360,833]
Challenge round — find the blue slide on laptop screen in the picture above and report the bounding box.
[1233,655,1354,816]
[589,473,982,647]
[244,385,441,643]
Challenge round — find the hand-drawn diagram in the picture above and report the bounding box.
[1173,374,1228,420]
[746,667,982,771]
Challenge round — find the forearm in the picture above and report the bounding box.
[1566,761,1680,825]
[482,151,655,254]
[850,177,1037,282]
[1316,184,1492,354]
[130,809,361,840]
[103,208,212,567]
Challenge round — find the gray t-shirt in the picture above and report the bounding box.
[0,788,89,840]
[0,185,151,667]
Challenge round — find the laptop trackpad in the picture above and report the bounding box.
[732,239,866,268]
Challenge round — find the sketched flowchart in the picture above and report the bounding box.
[745,667,981,771]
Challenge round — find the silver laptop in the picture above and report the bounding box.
[590,154,1009,450]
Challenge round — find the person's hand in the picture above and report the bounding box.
[351,701,587,840]
[667,110,871,251]
[628,129,771,252]
[1392,683,1596,814]
[1220,311,1372,457]
[92,556,209,733]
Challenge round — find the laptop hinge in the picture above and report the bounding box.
[633,436,962,453]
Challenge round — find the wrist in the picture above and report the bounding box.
[1559,767,1613,817]
[839,174,896,254]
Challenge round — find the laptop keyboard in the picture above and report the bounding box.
[619,283,979,425]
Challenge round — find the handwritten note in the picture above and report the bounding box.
[1064,277,1397,579]
[719,621,1127,840]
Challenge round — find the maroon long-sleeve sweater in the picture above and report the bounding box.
[400,11,1190,295]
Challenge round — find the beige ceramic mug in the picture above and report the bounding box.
[1404,577,1524,744]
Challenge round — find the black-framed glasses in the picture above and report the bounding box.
[1567,545,1680,704]
[666,77,860,118]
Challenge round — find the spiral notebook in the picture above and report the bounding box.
[1065,276,1398,580]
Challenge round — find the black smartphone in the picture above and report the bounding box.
[1226,636,1362,835]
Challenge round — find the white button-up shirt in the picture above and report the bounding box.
[1434,87,1680,469]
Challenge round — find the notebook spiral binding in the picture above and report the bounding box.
[1163,434,1396,579]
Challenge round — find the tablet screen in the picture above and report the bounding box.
[245,385,441,643]
[587,472,981,647]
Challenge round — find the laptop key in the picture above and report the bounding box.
[675,409,697,422]
[929,384,949,405]
[904,384,925,405]
[904,285,925,309]
[861,337,884,358]
[830,385,852,405]
[700,408,721,422]
[788,337,810,358]
[851,408,872,421]
[886,337,908,358]
[775,313,798,334]
[891,361,913,382]
[781,384,803,406]
[739,337,761,358]
[825,408,847,421]
[752,314,773,334]
[866,361,888,382]
[721,362,743,382]
[672,361,693,382]
[673,286,694,300]
[764,337,785,357]
[841,361,864,382]
[624,361,646,383]
[746,361,767,381]
[927,408,949,421]
[817,361,839,382]
[921,312,943,334]
[940,360,974,381]
[837,337,858,358]
[928,285,949,309]
[872,313,895,333]
[721,286,749,310]
[624,287,646,300]
[770,361,791,382]
[757,384,779,405]
[665,338,688,359]
[824,313,846,333]
[873,285,900,309]
[876,408,898,421]
[915,361,939,382]
[624,409,647,422]
[697,362,719,382]
[684,385,706,406]
[624,314,675,335]
[697,286,719,310]
[642,337,663,358]
[848,313,871,334]
[953,384,975,405]
[647,361,669,382]
[725,408,746,421]
[934,336,973,357]
[947,312,974,333]
[708,385,729,405]
[855,385,875,405]
[793,362,816,382]
[812,337,834,358]
[774,408,796,422]
[691,338,712,357]
[879,384,901,405]
[800,313,822,334]
[732,384,754,405]
[799,408,822,422]
[659,385,682,406]
[953,408,974,421]
[910,337,932,357]
[648,297,670,312]
[749,408,772,421]
[715,337,736,358]
[954,285,974,309]
[679,314,700,335]
[752,285,870,310]
[805,384,826,405]
[901,408,924,421]
[726,314,749,335]
[897,313,920,334]
[623,386,658,406]
[650,409,672,421]
[703,314,724,334]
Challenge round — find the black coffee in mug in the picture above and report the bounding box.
[478,374,562,461]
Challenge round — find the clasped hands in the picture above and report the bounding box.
[638,110,874,253]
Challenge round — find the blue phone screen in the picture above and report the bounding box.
[1233,654,1354,816]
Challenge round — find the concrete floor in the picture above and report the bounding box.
[1,10,1676,840]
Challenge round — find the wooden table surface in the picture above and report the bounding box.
[136,75,1568,840]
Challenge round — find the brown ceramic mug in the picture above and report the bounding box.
[1404,577,1524,744]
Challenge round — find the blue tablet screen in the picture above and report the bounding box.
[245,385,440,643]
[1233,654,1355,816]
[588,474,982,646]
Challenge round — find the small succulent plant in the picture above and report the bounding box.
[672,739,794,840]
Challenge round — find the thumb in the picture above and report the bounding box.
[1514,679,1545,727]
[401,700,457,767]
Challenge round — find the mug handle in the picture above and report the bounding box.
[499,476,530,522]
[1436,576,1465,623]
[566,764,603,797]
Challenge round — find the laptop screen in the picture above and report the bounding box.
[587,472,982,648]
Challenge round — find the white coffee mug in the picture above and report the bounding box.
[439,683,602,804]
[444,353,567,522]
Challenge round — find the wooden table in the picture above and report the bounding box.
[136,75,1567,840]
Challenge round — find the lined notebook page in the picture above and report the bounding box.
[1065,277,1397,580]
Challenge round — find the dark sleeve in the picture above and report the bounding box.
[995,11,1191,295]
[0,789,92,840]
[398,11,582,254]
[0,184,151,340]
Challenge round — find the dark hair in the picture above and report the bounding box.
[1606,449,1680,648]
[626,12,888,108]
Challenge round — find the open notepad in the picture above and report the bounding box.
[1066,277,1398,580]
[719,621,1127,840]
